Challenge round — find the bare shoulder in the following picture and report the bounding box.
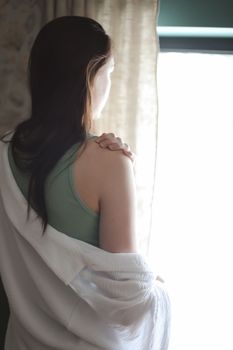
[72,137,134,214]
[86,135,135,180]
[89,140,137,253]
[74,137,138,253]
[82,137,133,175]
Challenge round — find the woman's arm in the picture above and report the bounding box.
[94,135,164,280]
[97,149,138,253]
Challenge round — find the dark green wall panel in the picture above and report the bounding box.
[158,0,233,28]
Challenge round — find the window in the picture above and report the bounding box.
[149,52,233,350]
[157,0,233,52]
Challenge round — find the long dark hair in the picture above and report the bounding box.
[1,16,112,234]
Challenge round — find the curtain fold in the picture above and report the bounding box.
[0,0,159,256]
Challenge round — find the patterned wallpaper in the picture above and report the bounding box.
[0,0,44,135]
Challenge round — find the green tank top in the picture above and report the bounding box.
[7,135,100,247]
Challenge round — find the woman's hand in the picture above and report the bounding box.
[156,275,165,283]
[95,133,135,163]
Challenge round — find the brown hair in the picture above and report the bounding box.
[83,53,111,132]
[8,16,112,234]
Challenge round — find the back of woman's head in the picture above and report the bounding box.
[9,16,112,233]
[28,16,112,132]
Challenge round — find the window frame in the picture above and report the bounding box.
[158,35,233,53]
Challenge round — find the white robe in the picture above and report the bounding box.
[0,139,171,350]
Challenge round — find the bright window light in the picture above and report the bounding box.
[149,52,233,350]
[157,27,233,38]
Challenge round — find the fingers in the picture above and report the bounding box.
[109,142,128,150]
[122,149,136,163]
[95,132,136,163]
[95,133,123,149]
[95,133,116,146]
[156,275,165,283]
[95,133,128,149]
[122,142,129,150]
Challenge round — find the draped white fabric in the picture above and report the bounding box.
[0,139,170,350]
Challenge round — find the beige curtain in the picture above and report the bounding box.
[0,0,159,257]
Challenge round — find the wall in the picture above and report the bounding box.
[158,0,233,28]
[0,0,44,135]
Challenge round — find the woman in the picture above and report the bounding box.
[0,16,170,350]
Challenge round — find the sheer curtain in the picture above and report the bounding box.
[0,0,159,256]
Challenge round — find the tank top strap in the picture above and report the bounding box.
[51,133,99,178]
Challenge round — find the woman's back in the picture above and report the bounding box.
[8,133,138,253]
[8,134,100,247]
